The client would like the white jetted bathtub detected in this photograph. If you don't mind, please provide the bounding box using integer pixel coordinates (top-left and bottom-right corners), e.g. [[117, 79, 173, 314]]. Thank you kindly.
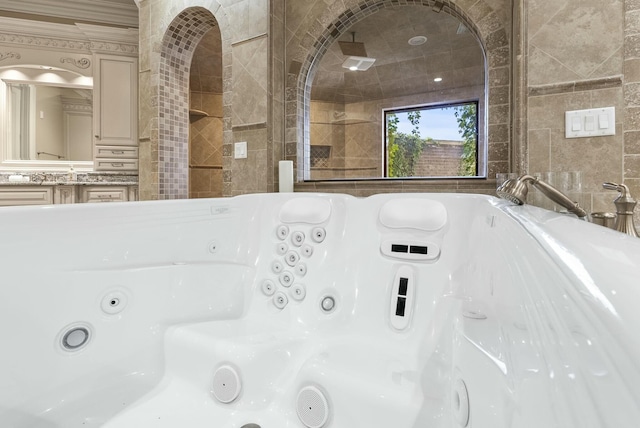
[[1, 193, 640, 428]]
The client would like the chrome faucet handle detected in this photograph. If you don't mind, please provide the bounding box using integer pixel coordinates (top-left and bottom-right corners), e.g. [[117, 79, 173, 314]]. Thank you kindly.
[[603, 182, 636, 205], [602, 181, 638, 237], [603, 182, 630, 196]]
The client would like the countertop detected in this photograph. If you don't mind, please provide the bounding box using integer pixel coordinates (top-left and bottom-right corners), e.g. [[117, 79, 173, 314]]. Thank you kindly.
[[0, 172, 138, 186]]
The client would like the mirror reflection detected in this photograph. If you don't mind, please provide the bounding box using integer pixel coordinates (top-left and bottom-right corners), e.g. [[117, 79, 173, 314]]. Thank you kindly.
[[308, 5, 485, 180], [6, 83, 93, 162]]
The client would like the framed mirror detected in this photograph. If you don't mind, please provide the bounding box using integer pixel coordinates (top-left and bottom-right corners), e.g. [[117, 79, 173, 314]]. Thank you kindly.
[[306, 5, 486, 181], [0, 66, 93, 170]]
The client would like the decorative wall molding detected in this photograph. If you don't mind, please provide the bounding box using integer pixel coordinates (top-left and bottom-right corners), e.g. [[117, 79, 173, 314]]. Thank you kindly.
[[61, 97, 93, 112], [89, 42, 138, 55], [60, 57, 91, 69], [0, 19, 139, 55], [62, 104, 93, 112], [0, 0, 138, 29], [0, 51, 20, 61], [0, 33, 91, 52], [0, 33, 139, 55]]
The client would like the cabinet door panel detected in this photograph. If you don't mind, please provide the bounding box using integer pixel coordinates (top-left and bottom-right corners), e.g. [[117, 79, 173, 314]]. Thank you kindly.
[[94, 159, 138, 171], [0, 187, 53, 206], [95, 145, 139, 159], [94, 55, 138, 147], [80, 186, 128, 203]]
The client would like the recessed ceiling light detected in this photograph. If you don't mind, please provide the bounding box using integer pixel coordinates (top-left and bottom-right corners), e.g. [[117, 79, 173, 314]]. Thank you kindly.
[[434, 77, 443, 82], [408, 36, 427, 46]]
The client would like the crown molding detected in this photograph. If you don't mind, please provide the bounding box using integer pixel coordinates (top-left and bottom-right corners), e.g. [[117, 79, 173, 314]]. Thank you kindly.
[[0, 0, 138, 29], [0, 16, 89, 42], [75, 23, 138, 46], [0, 17, 138, 54]]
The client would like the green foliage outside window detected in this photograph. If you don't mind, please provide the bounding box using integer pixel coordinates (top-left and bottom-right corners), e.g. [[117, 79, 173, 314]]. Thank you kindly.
[[386, 102, 478, 178], [453, 104, 477, 176], [387, 111, 431, 177]]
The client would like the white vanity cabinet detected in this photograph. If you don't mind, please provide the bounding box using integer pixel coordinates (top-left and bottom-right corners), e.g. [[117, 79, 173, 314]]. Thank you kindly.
[[93, 54, 139, 172], [0, 184, 138, 206], [54, 186, 77, 205], [0, 187, 53, 206], [79, 186, 129, 203]]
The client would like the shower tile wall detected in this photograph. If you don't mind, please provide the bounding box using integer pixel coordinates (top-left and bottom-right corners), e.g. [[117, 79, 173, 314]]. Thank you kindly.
[[309, 84, 483, 180], [157, 8, 218, 200], [138, 0, 270, 200], [229, 33, 270, 196], [310, 101, 346, 180], [526, 0, 625, 215], [137, 0, 639, 223], [189, 28, 223, 199], [286, 0, 511, 193]]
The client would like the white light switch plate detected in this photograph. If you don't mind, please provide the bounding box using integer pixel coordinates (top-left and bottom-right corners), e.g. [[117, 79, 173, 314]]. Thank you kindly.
[[234, 141, 247, 159], [565, 107, 615, 138]]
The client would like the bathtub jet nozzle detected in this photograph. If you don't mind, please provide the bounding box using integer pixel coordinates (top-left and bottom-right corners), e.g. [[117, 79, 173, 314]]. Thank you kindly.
[[497, 174, 588, 218]]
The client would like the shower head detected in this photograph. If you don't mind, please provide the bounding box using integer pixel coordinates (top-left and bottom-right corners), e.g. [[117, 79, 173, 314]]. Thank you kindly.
[[497, 174, 587, 218], [496, 178, 528, 205]]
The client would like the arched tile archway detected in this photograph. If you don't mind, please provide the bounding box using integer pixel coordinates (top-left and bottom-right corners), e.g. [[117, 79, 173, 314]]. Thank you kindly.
[[155, 6, 230, 199], [286, 0, 510, 182]]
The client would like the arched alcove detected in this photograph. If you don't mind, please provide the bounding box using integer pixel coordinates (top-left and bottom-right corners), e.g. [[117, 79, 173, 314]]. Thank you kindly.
[[188, 26, 224, 198], [156, 7, 227, 199], [286, 0, 510, 186], [307, 6, 486, 180]]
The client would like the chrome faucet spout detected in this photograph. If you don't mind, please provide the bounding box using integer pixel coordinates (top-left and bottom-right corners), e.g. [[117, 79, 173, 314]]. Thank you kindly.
[[497, 174, 588, 218]]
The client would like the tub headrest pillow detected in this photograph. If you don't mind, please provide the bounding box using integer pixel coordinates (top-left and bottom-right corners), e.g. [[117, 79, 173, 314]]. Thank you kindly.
[[279, 197, 332, 224], [379, 198, 447, 231]]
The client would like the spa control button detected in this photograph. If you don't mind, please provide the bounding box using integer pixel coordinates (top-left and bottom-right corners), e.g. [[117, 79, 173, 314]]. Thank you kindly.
[[276, 225, 289, 240], [291, 231, 305, 246], [311, 227, 326, 243]]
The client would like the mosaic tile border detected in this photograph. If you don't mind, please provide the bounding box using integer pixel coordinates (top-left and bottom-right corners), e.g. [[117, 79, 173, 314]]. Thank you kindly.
[[157, 7, 228, 200]]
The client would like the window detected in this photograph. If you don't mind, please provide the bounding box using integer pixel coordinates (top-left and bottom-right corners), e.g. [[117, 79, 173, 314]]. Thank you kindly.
[[384, 102, 478, 178]]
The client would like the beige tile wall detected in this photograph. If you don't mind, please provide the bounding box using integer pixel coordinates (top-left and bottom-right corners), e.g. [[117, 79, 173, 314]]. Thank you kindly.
[[189, 27, 223, 199], [189, 102, 223, 198], [137, 0, 270, 200], [136, 0, 640, 228], [309, 83, 484, 180], [285, 0, 510, 192], [527, 0, 626, 217]]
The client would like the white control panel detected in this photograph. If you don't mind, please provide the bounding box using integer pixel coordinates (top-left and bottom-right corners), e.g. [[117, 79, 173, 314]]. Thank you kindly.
[[389, 265, 414, 331], [565, 107, 615, 138]]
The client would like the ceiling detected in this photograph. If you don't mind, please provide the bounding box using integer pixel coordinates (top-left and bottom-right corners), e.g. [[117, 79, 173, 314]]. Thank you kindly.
[[0, 0, 138, 28], [311, 6, 484, 104]]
